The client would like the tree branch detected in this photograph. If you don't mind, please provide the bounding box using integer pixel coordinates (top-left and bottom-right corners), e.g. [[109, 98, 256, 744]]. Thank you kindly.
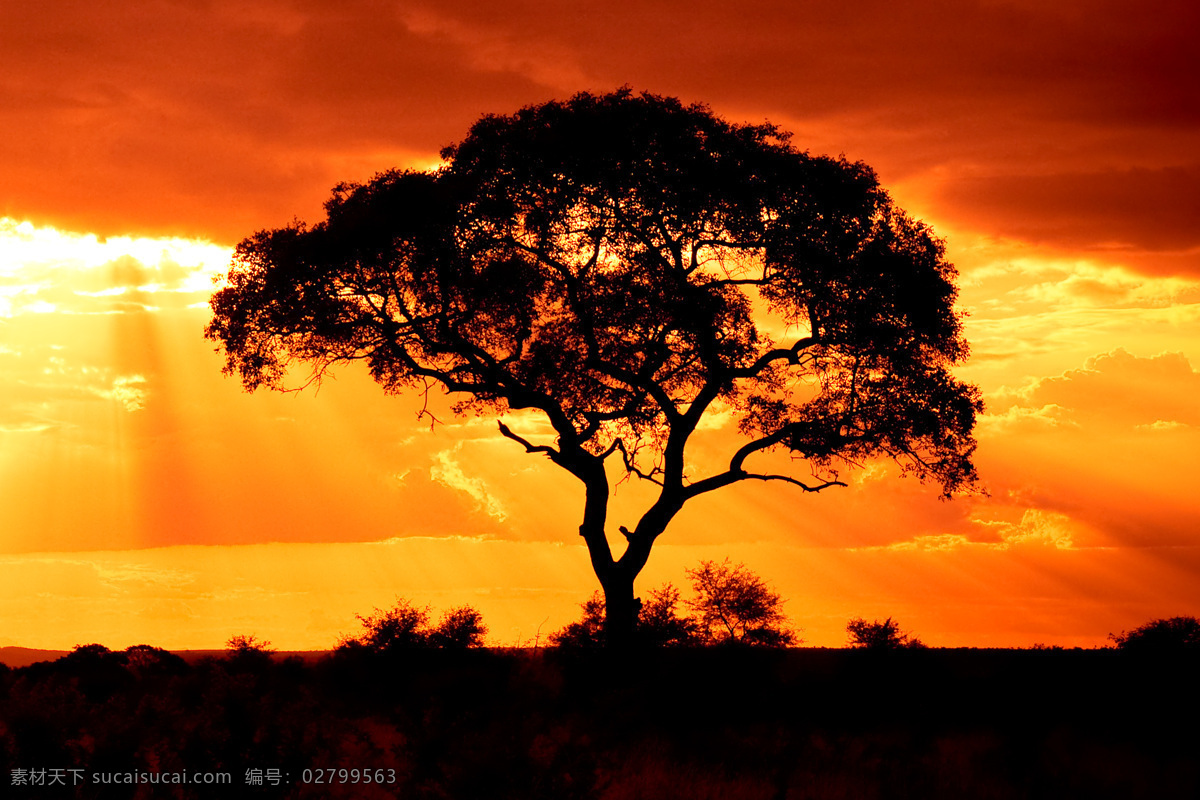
[[729, 427, 792, 473], [683, 465, 846, 500], [607, 438, 665, 486], [682, 424, 849, 500], [496, 421, 559, 458], [737, 473, 847, 492], [730, 337, 817, 378], [588, 358, 681, 425]]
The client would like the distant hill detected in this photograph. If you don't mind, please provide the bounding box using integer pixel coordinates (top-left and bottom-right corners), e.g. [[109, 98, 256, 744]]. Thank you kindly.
[[171, 649, 330, 664], [0, 646, 69, 668], [0, 646, 329, 668]]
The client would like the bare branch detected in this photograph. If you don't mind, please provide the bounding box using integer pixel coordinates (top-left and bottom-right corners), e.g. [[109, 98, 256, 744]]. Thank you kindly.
[[738, 473, 847, 492], [415, 377, 447, 430], [681, 423, 848, 500], [683, 464, 846, 500], [730, 337, 818, 378], [497, 420, 559, 458], [729, 427, 792, 473], [609, 438, 665, 486]]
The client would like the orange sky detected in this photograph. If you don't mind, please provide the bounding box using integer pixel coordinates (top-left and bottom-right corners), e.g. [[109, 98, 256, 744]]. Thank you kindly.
[[1, 0, 1198, 649]]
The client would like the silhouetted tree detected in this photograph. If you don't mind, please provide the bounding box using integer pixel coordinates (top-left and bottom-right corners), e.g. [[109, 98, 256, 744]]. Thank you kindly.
[[339, 599, 488, 653], [551, 583, 700, 648], [686, 559, 797, 647], [341, 600, 429, 654], [64, 642, 124, 663], [549, 592, 607, 649], [429, 606, 489, 649], [638, 583, 703, 647], [56, 644, 134, 700], [1109, 616, 1200, 653], [226, 633, 274, 653], [207, 89, 982, 648], [122, 644, 187, 678], [225, 634, 275, 670], [846, 617, 924, 650]]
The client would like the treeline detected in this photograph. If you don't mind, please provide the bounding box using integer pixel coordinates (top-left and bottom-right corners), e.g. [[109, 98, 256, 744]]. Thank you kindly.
[[324, 558, 1200, 653], [231, 556, 1200, 654], [3, 640, 1199, 799]]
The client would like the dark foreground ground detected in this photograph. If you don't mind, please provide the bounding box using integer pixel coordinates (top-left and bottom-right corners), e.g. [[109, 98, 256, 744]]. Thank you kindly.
[[2, 647, 1197, 799]]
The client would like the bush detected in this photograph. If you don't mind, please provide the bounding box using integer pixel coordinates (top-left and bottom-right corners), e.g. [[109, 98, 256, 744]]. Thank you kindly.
[[846, 617, 924, 650], [1109, 616, 1200, 652], [686, 559, 798, 647], [429, 606, 489, 649], [551, 562, 796, 648], [226, 634, 274, 653], [638, 583, 702, 647], [548, 592, 607, 649], [339, 598, 488, 653], [225, 634, 275, 669], [123, 644, 187, 677], [550, 584, 704, 649]]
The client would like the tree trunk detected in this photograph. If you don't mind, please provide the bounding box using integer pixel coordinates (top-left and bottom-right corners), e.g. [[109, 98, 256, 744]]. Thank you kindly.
[[600, 499, 683, 649], [569, 454, 678, 650], [602, 570, 639, 650]]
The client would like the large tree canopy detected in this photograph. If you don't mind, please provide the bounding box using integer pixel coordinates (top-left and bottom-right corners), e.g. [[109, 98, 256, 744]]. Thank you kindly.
[[207, 90, 982, 646]]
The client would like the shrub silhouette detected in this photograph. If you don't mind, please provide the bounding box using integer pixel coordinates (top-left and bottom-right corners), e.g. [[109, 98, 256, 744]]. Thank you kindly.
[[686, 559, 798, 647], [549, 592, 607, 649], [1109, 616, 1200, 652], [63, 642, 126, 664], [225, 634, 275, 670], [339, 598, 487, 653], [637, 583, 703, 647], [49, 643, 135, 700], [552, 563, 794, 648], [551, 584, 700, 648], [122, 644, 187, 678], [429, 606, 489, 649], [846, 617, 924, 650], [226, 633, 273, 653]]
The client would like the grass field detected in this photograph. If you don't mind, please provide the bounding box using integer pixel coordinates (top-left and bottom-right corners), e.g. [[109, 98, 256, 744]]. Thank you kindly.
[[2, 647, 1196, 798]]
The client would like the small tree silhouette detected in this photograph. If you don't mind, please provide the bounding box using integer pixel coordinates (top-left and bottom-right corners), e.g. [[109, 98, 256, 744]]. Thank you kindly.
[[1109, 616, 1200, 653], [225, 634, 275, 670], [638, 583, 702, 647], [550, 583, 700, 648], [344, 600, 429, 653], [226, 634, 274, 653], [123, 644, 187, 677], [846, 617, 924, 650], [551, 562, 797, 648], [686, 559, 797, 647], [66, 643, 124, 663], [549, 592, 607, 649], [339, 598, 488, 653], [429, 606, 489, 649], [223, 633, 274, 671]]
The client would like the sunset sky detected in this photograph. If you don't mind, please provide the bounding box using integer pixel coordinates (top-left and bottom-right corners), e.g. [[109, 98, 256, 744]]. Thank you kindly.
[[2, 0, 1198, 650]]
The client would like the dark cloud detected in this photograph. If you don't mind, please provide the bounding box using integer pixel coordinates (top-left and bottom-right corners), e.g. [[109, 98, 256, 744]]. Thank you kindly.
[[1, 0, 1196, 261], [938, 165, 1200, 255], [0, 0, 544, 241]]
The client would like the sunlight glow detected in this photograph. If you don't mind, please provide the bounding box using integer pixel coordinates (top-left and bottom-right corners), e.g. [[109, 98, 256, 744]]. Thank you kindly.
[[2, 203, 1199, 651], [0, 217, 230, 274], [0, 217, 231, 318]]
